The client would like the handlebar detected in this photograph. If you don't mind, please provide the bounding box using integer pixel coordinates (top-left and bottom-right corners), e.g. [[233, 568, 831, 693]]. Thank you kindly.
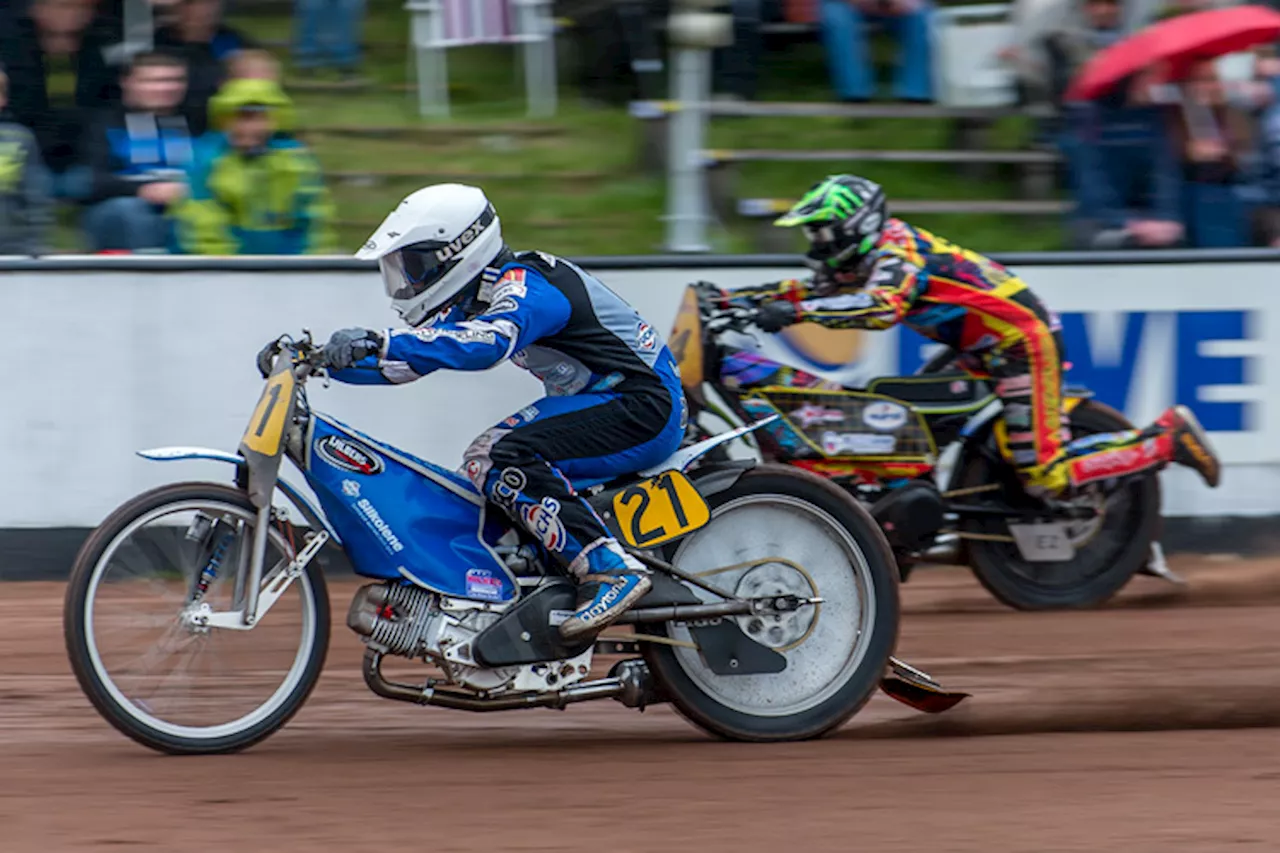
[[261, 330, 330, 379], [690, 280, 764, 334]]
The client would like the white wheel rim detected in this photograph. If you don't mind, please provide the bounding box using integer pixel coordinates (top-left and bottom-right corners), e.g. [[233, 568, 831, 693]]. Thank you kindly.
[[82, 499, 318, 742], [667, 493, 877, 717]]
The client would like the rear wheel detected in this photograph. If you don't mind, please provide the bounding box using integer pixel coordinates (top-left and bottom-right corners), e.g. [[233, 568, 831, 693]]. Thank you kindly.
[[962, 401, 1162, 610], [643, 464, 899, 741]]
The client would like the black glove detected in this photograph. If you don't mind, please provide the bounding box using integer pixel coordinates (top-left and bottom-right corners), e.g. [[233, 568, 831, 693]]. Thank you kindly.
[[754, 300, 798, 333], [256, 338, 283, 379], [323, 328, 384, 370], [692, 280, 730, 307]]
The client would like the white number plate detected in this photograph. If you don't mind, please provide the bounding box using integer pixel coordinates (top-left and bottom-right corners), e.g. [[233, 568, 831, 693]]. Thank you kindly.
[[1007, 522, 1077, 562]]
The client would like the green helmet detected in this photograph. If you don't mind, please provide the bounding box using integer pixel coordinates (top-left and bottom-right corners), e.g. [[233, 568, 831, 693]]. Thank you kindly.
[[775, 175, 888, 279]]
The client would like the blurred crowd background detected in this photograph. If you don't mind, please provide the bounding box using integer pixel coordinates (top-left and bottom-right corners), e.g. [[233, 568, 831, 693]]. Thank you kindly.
[[2, 0, 1280, 256]]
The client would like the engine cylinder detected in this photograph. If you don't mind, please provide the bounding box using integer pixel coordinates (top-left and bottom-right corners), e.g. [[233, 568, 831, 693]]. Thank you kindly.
[[346, 582, 438, 657]]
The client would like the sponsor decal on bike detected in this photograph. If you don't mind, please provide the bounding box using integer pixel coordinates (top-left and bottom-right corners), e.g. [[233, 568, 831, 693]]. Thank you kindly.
[[949, 380, 969, 394], [636, 322, 658, 352], [521, 496, 566, 552], [821, 431, 896, 455], [342, 479, 361, 498], [355, 498, 405, 554], [792, 403, 845, 428], [862, 401, 909, 431], [316, 435, 385, 475], [465, 568, 505, 601]]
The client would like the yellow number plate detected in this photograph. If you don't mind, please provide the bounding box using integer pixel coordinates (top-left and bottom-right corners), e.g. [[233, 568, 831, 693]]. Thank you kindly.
[[240, 370, 295, 457], [612, 470, 711, 549]]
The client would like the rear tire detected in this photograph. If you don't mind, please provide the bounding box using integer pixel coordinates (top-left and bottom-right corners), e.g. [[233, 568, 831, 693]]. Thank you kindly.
[[643, 464, 899, 741], [963, 401, 1162, 610]]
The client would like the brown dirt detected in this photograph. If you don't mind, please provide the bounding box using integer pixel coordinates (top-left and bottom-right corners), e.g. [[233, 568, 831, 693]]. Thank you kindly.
[[4, 556, 1280, 852]]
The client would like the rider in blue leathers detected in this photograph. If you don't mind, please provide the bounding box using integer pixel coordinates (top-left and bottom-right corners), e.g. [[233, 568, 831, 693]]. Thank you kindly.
[[274, 184, 685, 640]]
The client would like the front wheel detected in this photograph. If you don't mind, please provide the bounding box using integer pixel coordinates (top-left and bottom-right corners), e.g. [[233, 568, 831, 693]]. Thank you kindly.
[[643, 464, 900, 742], [64, 482, 331, 754]]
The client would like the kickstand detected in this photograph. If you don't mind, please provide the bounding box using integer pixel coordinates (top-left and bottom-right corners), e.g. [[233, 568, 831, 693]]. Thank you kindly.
[[1137, 541, 1185, 585]]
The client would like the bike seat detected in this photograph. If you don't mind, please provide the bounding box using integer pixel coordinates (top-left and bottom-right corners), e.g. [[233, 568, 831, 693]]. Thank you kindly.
[[866, 373, 992, 406]]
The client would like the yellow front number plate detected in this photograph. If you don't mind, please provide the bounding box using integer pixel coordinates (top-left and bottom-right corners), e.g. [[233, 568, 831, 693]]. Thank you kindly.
[[240, 370, 296, 457], [612, 470, 711, 549]]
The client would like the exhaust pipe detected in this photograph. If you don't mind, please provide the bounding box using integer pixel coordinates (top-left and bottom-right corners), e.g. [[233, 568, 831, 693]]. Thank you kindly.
[[362, 648, 656, 711]]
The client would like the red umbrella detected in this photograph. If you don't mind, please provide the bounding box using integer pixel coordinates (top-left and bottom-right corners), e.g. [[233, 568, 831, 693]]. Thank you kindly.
[[1064, 4, 1280, 101]]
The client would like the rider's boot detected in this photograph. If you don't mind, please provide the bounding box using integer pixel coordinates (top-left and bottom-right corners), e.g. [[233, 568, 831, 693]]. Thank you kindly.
[[1156, 404, 1221, 488], [559, 540, 652, 641]]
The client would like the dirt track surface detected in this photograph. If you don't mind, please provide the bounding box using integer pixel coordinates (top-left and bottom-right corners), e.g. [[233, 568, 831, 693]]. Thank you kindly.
[[5, 557, 1280, 852]]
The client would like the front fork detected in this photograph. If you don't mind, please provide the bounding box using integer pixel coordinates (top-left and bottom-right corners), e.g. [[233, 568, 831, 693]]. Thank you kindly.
[[183, 504, 328, 632]]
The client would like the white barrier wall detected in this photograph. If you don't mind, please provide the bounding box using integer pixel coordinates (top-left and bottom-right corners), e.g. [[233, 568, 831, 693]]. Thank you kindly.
[[0, 258, 1275, 527]]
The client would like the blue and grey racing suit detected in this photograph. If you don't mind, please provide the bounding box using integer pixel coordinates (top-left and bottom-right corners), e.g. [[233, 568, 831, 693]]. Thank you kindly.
[[329, 251, 687, 578]]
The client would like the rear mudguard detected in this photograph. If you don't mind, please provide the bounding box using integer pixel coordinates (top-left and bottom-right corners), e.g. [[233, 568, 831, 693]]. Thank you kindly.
[[136, 446, 341, 546]]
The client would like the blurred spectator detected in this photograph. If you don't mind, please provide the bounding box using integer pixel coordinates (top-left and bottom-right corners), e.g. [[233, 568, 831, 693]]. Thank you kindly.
[[712, 0, 773, 102], [292, 0, 367, 79], [226, 47, 282, 82], [80, 50, 193, 252], [175, 78, 336, 255], [0, 68, 53, 256], [156, 0, 254, 136], [1003, 0, 1073, 105], [1248, 49, 1280, 245], [1168, 58, 1256, 247], [561, 0, 665, 105], [1060, 74, 1185, 249], [0, 0, 107, 193], [819, 0, 934, 103], [1041, 0, 1124, 107]]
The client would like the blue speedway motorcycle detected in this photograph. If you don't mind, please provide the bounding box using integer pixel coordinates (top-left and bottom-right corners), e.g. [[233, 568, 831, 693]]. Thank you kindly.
[[63, 332, 965, 755]]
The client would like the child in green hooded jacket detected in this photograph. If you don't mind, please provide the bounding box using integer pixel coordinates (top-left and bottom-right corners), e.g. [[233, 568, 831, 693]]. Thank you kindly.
[[176, 77, 337, 255]]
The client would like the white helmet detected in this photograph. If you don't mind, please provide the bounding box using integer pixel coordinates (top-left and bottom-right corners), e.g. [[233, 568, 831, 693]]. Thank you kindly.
[[355, 184, 505, 327]]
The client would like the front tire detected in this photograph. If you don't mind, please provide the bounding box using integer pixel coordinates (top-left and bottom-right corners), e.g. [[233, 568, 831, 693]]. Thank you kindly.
[[64, 482, 331, 755], [643, 464, 900, 741]]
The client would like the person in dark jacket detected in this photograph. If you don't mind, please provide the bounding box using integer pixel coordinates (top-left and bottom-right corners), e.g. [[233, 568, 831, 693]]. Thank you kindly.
[[0, 68, 53, 256], [155, 0, 253, 136], [1060, 73, 1185, 249], [0, 0, 105, 194], [80, 50, 193, 252]]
